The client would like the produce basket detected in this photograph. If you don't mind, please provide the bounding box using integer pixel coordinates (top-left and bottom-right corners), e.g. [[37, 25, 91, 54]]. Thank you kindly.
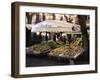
[[32, 43, 51, 55], [31, 40, 66, 55], [48, 46, 84, 61]]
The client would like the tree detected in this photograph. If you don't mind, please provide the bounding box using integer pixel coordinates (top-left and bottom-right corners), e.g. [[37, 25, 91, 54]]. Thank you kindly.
[[35, 13, 41, 23], [76, 15, 89, 63], [26, 12, 34, 24], [78, 15, 89, 50], [42, 13, 46, 21], [26, 12, 34, 47], [52, 13, 56, 20]]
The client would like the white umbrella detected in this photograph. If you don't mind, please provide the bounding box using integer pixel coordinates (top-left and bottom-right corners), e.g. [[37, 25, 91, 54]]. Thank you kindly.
[[31, 20, 81, 32]]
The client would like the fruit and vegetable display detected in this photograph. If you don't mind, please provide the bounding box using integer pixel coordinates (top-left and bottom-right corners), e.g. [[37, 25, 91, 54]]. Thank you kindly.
[[48, 46, 84, 59], [70, 46, 84, 59], [48, 46, 70, 56], [32, 37, 84, 59], [32, 40, 65, 54], [32, 43, 51, 54]]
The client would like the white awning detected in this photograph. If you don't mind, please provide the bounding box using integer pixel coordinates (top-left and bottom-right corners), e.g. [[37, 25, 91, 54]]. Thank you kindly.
[[30, 20, 81, 32]]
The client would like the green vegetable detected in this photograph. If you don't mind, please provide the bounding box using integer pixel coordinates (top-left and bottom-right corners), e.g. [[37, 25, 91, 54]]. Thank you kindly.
[[47, 40, 57, 49]]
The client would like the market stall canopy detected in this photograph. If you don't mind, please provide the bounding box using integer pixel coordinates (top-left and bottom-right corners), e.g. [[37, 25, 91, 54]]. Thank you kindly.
[[31, 20, 81, 32]]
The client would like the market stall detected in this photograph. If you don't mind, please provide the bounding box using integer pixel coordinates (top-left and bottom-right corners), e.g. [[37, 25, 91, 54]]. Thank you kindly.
[[26, 20, 84, 65]]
